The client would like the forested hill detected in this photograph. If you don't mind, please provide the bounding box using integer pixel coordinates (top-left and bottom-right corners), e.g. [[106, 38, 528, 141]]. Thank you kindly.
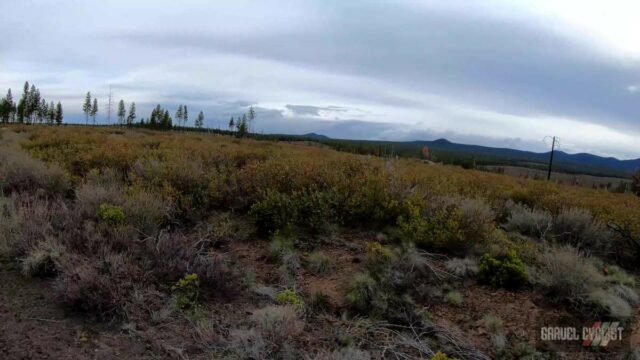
[[260, 134, 640, 178]]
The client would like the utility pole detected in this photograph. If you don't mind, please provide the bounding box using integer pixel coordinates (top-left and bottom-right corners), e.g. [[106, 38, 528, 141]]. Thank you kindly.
[[547, 136, 556, 181], [107, 85, 113, 124]]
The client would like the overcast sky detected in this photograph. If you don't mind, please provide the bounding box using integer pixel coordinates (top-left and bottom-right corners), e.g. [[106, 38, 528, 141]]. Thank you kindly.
[[1, 1, 640, 158]]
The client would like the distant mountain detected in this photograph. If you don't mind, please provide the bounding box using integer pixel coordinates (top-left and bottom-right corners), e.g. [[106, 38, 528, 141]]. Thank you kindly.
[[257, 132, 639, 178], [303, 132, 331, 140], [407, 139, 640, 177]]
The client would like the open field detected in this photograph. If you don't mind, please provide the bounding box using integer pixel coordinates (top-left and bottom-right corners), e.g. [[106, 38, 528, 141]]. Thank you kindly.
[[1, 125, 640, 359], [480, 165, 631, 191]]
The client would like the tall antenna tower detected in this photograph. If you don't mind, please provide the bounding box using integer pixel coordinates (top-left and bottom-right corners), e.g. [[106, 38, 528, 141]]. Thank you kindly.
[[106, 85, 113, 124]]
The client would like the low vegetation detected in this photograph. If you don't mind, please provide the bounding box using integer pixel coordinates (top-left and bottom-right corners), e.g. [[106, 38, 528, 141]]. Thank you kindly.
[[1, 125, 639, 358]]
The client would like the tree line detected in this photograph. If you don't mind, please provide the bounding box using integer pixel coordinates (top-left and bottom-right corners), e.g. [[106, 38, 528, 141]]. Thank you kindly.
[[0, 82, 63, 125], [1, 81, 258, 136], [227, 106, 256, 137]]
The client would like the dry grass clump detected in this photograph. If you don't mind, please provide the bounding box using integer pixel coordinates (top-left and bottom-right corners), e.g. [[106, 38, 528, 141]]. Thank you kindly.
[[503, 202, 553, 240], [317, 347, 372, 360], [483, 314, 506, 353], [20, 237, 65, 277], [445, 257, 478, 278], [227, 305, 304, 358], [0, 193, 56, 259], [534, 245, 637, 319], [306, 250, 332, 276], [553, 207, 612, 254], [534, 246, 605, 302]]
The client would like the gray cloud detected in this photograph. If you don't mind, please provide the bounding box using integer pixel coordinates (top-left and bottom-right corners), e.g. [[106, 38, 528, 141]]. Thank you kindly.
[[1, 1, 640, 158]]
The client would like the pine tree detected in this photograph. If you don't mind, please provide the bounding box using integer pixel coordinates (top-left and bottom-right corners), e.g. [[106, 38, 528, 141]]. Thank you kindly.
[[83, 92, 92, 125], [0, 89, 12, 123], [196, 111, 204, 128], [48, 101, 55, 124], [3, 89, 15, 123], [28, 85, 40, 124], [55, 102, 63, 125], [17, 82, 28, 124], [117, 99, 126, 125], [149, 105, 161, 128], [0, 96, 6, 124], [127, 102, 136, 126], [176, 105, 183, 127], [236, 114, 248, 137], [183, 105, 188, 127], [91, 98, 98, 124], [228, 117, 235, 131], [162, 110, 172, 129], [39, 98, 47, 124]]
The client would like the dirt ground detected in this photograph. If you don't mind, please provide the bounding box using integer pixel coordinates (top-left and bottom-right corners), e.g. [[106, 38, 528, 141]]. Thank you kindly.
[[0, 262, 149, 359]]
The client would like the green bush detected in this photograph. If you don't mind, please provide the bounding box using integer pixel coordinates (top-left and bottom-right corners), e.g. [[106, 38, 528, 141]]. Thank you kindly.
[[249, 190, 336, 234], [171, 273, 200, 310], [250, 190, 297, 234], [478, 250, 528, 289], [445, 290, 463, 306], [431, 351, 456, 360], [97, 203, 125, 225], [399, 197, 494, 255], [275, 289, 305, 311]]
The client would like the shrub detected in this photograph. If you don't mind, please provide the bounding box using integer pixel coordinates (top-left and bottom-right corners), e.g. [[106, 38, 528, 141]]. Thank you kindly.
[[75, 182, 123, 218], [445, 290, 463, 306], [504, 203, 553, 240], [534, 246, 605, 305], [98, 203, 125, 225], [399, 197, 494, 254], [588, 288, 633, 319], [553, 207, 611, 255], [123, 188, 167, 236], [250, 190, 297, 234], [364, 241, 394, 274], [484, 314, 506, 352], [275, 289, 305, 311], [227, 328, 268, 359], [345, 273, 377, 312], [0, 147, 70, 196], [306, 251, 332, 276], [268, 233, 296, 261], [171, 273, 200, 310], [54, 256, 131, 317], [20, 238, 64, 277], [309, 291, 332, 313], [199, 212, 254, 246], [445, 257, 478, 278], [431, 351, 456, 360], [250, 305, 304, 347], [606, 265, 636, 287], [0, 193, 55, 259], [456, 197, 495, 243], [612, 285, 639, 305], [478, 250, 528, 289]]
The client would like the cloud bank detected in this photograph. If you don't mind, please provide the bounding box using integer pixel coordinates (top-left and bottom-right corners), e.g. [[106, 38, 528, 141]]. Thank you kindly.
[[1, 0, 639, 158]]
